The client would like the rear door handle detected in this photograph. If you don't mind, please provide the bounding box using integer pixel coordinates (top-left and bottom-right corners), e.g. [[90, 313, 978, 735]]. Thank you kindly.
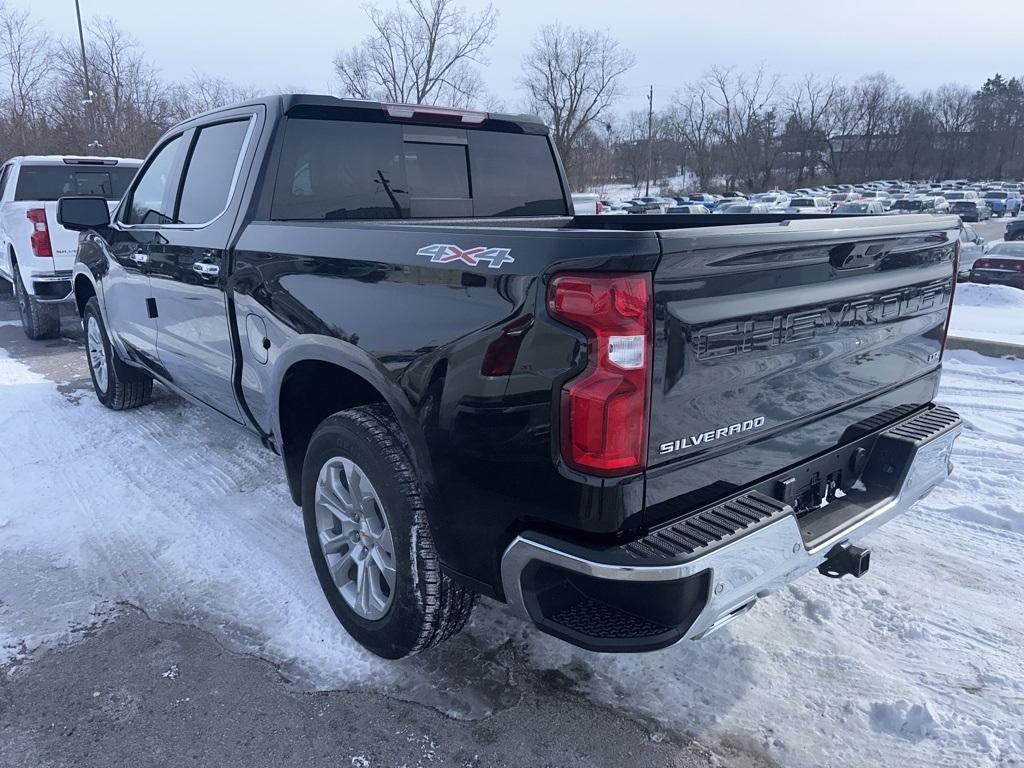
[[193, 262, 220, 277], [130, 252, 148, 264]]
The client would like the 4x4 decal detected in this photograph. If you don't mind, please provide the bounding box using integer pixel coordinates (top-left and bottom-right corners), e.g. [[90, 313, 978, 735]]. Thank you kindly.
[[417, 243, 514, 269]]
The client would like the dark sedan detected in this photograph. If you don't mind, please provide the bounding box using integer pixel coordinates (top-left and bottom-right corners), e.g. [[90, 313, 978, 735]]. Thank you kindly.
[[969, 242, 1024, 288]]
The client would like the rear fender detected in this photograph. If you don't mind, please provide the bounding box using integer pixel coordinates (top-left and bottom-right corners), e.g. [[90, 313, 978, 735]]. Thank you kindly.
[[269, 336, 438, 499]]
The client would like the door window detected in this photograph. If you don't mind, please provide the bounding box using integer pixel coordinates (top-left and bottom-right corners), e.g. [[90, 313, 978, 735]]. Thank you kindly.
[[124, 135, 184, 225], [176, 119, 251, 225], [0, 164, 11, 199]]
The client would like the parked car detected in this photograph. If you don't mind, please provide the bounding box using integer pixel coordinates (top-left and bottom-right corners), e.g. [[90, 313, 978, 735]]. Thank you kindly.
[[941, 190, 979, 202], [719, 191, 747, 200], [781, 197, 832, 214], [571, 193, 601, 215], [948, 200, 992, 222], [969, 242, 1024, 288], [890, 198, 939, 214], [712, 202, 772, 214], [833, 201, 884, 215], [628, 198, 664, 214], [686, 193, 719, 210], [635, 196, 673, 213], [599, 200, 634, 215], [829, 192, 861, 208], [957, 224, 986, 280], [666, 204, 711, 214], [1004, 217, 1024, 241], [58, 95, 962, 658], [982, 190, 1021, 217], [0, 155, 141, 338]]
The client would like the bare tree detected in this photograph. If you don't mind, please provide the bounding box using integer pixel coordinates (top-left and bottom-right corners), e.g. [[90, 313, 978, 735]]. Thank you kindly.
[[705, 65, 782, 189], [47, 17, 174, 156], [784, 74, 839, 184], [933, 83, 974, 178], [0, 3, 52, 154], [334, 0, 497, 108], [669, 83, 718, 190], [520, 23, 635, 186], [168, 72, 258, 121]]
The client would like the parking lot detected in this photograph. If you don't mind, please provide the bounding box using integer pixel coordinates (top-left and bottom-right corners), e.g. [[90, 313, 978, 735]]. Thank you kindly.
[[2, 221, 1022, 768]]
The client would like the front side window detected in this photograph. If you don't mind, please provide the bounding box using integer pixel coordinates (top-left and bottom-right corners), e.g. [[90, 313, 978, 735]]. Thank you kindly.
[[124, 135, 184, 225], [270, 117, 567, 220], [177, 119, 251, 224]]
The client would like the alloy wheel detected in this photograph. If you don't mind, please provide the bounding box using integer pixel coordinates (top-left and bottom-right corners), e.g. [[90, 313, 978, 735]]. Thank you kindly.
[[87, 316, 108, 393], [314, 456, 396, 620]]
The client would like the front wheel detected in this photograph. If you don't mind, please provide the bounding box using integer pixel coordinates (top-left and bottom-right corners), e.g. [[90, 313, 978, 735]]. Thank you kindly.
[[302, 405, 474, 659], [83, 297, 153, 409]]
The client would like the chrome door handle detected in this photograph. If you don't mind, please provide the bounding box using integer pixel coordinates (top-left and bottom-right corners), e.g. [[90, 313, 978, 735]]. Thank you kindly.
[[130, 252, 149, 264], [193, 262, 220, 277]]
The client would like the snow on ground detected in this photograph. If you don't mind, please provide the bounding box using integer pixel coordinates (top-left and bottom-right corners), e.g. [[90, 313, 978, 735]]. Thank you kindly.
[[949, 282, 1024, 346], [2, 332, 1023, 766]]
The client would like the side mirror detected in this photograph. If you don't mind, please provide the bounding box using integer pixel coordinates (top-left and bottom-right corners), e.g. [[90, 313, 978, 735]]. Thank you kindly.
[[57, 196, 110, 231]]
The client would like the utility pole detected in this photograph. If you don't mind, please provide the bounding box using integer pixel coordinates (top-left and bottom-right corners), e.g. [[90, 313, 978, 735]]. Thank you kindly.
[[74, 0, 102, 151], [644, 85, 654, 196]]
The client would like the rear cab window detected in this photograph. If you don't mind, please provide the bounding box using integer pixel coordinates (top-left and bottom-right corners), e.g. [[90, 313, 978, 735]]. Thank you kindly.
[[15, 164, 137, 201], [270, 117, 568, 220]]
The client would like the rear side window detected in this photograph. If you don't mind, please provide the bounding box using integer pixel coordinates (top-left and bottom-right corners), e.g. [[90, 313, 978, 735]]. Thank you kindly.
[[177, 120, 251, 224], [270, 118, 567, 220], [15, 165, 137, 201]]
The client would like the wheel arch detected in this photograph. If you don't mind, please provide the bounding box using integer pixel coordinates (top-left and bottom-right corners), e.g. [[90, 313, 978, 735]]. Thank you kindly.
[[73, 273, 97, 318], [271, 337, 437, 507]]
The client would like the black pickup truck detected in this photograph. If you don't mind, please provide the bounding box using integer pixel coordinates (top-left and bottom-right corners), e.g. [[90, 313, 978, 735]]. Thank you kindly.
[[58, 95, 963, 659]]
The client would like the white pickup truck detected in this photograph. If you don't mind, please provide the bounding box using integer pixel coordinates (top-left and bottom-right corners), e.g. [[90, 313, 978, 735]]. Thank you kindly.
[[0, 155, 140, 338]]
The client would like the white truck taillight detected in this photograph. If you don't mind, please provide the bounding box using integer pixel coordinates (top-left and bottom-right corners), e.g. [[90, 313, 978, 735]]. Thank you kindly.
[[26, 208, 53, 258], [548, 273, 652, 476]]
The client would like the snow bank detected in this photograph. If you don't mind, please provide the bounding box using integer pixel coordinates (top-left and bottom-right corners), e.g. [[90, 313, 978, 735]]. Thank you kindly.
[[948, 283, 1024, 346], [2, 337, 1023, 767]]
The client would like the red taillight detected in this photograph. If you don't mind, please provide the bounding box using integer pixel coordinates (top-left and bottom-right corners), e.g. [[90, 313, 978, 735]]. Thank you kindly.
[[26, 208, 52, 257], [595, 201, 604, 215], [974, 259, 990, 269], [548, 273, 652, 476]]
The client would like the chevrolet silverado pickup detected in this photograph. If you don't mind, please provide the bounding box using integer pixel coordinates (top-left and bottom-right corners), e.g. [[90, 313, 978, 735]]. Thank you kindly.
[[58, 95, 962, 659], [0, 155, 141, 338]]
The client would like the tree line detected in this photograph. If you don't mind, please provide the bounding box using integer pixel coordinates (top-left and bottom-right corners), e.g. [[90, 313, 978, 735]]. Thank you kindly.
[[1, 0, 1021, 194]]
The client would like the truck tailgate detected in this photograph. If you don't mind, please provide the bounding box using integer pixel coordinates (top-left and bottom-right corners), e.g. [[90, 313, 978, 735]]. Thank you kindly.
[[645, 215, 959, 522]]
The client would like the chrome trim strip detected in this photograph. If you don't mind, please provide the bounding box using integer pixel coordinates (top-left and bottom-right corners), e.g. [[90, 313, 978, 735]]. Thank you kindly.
[[500, 424, 961, 643]]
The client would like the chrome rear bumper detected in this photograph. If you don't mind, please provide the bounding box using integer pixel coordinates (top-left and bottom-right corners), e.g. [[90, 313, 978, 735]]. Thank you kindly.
[[500, 406, 962, 652]]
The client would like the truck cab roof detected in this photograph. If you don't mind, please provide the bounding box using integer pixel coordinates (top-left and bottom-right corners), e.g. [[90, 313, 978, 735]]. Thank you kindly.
[[168, 93, 551, 136]]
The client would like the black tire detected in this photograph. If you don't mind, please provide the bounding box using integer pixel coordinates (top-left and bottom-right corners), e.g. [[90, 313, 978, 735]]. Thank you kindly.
[[83, 297, 153, 410], [302, 404, 474, 659], [13, 265, 60, 340], [1014, 231, 1024, 242]]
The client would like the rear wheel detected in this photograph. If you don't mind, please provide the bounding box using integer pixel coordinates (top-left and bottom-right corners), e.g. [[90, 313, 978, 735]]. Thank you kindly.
[[302, 405, 474, 658], [13, 265, 60, 340], [83, 297, 153, 410]]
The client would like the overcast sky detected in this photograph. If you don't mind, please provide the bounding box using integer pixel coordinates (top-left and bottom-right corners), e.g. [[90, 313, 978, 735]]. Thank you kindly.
[[22, 1, 1024, 114]]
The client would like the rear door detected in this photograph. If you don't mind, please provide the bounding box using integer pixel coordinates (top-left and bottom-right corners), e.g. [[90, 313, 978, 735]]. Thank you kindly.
[[644, 216, 958, 521], [147, 110, 259, 421]]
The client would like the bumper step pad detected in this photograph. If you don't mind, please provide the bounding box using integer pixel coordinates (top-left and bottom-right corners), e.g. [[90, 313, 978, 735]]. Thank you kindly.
[[625, 491, 791, 561]]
